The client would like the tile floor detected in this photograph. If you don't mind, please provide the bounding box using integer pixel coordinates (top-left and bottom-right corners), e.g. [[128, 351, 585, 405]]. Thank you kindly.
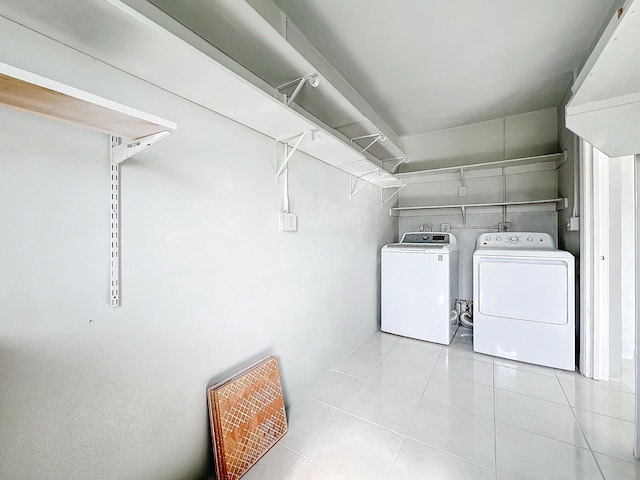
[[246, 328, 639, 480]]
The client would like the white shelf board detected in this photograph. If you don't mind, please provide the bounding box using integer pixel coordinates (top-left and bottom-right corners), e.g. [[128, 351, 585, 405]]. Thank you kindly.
[[369, 171, 405, 189], [294, 130, 364, 166], [0, 61, 176, 139], [396, 153, 565, 179], [390, 198, 567, 216], [145, 0, 407, 161], [566, 1, 640, 157], [0, 1, 403, 193]]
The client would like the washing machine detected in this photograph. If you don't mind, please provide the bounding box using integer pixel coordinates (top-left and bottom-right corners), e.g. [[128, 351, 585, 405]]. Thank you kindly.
[[473, 232, 575, 370], [381, 232, 459, 345]]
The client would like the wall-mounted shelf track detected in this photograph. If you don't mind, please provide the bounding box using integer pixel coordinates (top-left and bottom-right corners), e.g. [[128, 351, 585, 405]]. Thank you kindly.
[[0, 61, 177, 308]]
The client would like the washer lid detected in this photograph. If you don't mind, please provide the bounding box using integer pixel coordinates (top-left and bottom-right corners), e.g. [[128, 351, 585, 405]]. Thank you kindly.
[[383, 243, 452, 253]]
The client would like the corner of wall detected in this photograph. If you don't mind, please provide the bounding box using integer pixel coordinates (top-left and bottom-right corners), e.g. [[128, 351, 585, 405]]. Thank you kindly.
[[557, 88, 581, 258]]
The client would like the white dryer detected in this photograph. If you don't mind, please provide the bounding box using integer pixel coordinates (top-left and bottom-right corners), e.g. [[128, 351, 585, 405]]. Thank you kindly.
[[382, 232, 459, 345], [473, 232, 575, 370]]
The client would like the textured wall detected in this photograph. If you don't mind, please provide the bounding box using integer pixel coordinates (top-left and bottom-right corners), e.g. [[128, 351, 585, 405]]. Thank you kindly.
[[0, 18, 396, 480]]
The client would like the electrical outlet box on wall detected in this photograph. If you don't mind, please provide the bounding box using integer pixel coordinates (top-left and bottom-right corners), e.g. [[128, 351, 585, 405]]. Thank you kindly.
[[567, 217, 580, 231], [279, 212, 297, 231], [458, 186, 468, 197]]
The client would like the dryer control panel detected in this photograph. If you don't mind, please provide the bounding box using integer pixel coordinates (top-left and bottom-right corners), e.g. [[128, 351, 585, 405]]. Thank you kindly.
[[401, 232, 453, 244], [476, 232, 555, 249]]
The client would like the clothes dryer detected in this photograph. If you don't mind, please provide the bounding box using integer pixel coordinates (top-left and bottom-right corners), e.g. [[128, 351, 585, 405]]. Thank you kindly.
[[473, 232, 575, 370]]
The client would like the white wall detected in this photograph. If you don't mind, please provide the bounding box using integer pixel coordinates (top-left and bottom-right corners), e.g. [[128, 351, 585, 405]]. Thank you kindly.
[[0, 19, 396, 480], [400, 108, 559, 171], [396, 109, 560, 299], [607, 156, 636, 384], [557, 90, 581, 257]]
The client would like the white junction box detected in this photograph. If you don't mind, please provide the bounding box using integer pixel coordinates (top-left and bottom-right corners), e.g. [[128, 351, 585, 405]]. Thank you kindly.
[[567, 217, 579, 231], [279, 212, 297, 231]]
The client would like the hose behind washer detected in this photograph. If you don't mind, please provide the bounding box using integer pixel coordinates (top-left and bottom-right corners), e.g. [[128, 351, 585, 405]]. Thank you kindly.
[[460, 311, 473, 329]]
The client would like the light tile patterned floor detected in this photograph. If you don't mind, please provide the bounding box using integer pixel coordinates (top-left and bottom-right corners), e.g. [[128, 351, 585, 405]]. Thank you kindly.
[[245, 328, 639, 480]]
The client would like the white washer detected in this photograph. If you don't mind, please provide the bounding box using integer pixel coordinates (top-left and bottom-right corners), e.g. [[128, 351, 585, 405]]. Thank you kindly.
[[382, 232, 459, 345], [473, 232, 575, 370]]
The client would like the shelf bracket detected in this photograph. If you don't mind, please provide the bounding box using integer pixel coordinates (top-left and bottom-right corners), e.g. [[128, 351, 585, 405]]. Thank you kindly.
[[350, 133, 386, 154], [108, 131, 171, 308], [350, 170, 379, 199], [381, 184, 406, 206], [110, 131, 171, 166], [275, 130, 319, 180], [460, 168, 466, 186], [275, 74, 320, 107], [461, 206, 467, 227], [381, 157, 409, 173]]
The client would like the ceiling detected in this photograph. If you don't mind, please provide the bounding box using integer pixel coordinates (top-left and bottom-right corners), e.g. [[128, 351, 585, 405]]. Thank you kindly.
[[273, 0, 618, 136]]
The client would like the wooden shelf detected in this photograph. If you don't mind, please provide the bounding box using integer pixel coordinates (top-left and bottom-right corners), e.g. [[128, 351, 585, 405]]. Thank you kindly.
[[0, 62, 176, 139], [390, 198, 567, 216], [0, 60, 176, 308]]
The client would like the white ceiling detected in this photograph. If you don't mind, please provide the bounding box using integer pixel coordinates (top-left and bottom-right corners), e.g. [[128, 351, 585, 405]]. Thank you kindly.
[[273, 0, 618, 136]]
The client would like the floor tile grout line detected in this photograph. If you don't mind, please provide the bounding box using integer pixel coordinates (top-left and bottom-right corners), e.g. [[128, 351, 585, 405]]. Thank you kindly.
[[494, 363, 562, 380], [384, 436, 407, 480], [556, 375, 635, 394], [493, 420, 594, 450], [570, 405, 635, 424], [418, 347, 444, 398], [306, 394, 409, 438], [268, 445, 300, 480], [344, 331, 399, 364], [493, 363, 557, 378], [405, 433, 498, 473], [276, 449, 349, 480], [492, 385, 570, 407], [556, 369, 607, 479]]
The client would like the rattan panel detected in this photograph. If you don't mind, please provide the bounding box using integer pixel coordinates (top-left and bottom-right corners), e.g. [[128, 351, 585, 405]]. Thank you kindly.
[[207, 356, 287, 480]]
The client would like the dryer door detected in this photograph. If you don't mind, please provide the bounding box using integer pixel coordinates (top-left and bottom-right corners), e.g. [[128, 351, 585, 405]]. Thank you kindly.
[[477, 257, 570, 324]]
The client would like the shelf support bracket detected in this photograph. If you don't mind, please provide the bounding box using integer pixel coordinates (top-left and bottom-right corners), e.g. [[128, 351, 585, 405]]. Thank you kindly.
[[275, 130, 319, 180], [350, 133, 386, 154], [275, 74, 320, 106], [461, 206, 467, 227], [381, 184, 406, 206], [460, 168, 466, 186], [381, 157, 409, 173], [350, 170, 379, 199], [108, 131, 171, 308], [110, 131, 171, 166]]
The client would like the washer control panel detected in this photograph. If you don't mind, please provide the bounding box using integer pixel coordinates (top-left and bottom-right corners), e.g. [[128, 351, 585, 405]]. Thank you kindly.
[[476, 232, 555, 249], [401, 232, 452, 244]]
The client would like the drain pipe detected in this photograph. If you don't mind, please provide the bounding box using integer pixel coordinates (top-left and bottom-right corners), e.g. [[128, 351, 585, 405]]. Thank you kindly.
[[460, 311, 473, 328]]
